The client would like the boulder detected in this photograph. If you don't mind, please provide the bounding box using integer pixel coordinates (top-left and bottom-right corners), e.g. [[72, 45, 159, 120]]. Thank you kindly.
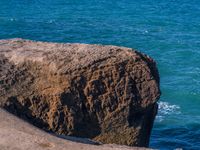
[[0, 39, 160, 147]]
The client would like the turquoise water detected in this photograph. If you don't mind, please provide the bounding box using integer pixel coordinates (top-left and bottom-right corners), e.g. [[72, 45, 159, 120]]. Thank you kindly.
[[0, 0, 200, 149]]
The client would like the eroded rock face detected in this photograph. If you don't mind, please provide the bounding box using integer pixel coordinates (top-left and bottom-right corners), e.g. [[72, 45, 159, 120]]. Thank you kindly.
[[0, 39, 160, 147]]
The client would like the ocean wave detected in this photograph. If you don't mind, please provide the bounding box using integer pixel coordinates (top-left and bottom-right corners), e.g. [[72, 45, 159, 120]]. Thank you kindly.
[[156, 101, 181, 122]]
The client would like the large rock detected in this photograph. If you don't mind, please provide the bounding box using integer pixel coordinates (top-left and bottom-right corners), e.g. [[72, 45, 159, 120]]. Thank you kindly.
[[0, 39, 160, 147]]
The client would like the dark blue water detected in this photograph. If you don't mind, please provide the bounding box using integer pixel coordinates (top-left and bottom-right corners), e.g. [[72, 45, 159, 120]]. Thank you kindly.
[[1, 0, 200, 149]]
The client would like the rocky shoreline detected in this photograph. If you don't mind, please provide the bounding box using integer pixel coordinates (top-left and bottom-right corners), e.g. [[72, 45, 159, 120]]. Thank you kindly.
[[0, 39, 160, 148]]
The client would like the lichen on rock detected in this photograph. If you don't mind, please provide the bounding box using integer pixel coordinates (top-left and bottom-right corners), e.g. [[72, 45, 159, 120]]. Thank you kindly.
[[0, 38, 160, 147]]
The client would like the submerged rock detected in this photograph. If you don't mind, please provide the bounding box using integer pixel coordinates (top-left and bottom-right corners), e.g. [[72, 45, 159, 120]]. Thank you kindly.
[[0, 39, 160, 147]]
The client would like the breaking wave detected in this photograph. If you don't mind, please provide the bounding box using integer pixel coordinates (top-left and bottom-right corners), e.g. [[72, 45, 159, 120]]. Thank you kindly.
[[156, 101, 181, 122]]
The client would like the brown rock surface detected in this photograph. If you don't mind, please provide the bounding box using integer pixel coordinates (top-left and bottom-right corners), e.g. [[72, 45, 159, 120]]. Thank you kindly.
[[0, 38, 160, 147]]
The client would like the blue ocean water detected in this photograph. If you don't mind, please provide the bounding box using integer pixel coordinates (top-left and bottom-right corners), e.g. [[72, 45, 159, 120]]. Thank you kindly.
[[0, 0, 200, 149]]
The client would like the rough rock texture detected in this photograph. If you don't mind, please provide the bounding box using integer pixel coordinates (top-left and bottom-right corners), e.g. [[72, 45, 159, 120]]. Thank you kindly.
[[0, 108, 151, 150], [0, 39, 160, 147]]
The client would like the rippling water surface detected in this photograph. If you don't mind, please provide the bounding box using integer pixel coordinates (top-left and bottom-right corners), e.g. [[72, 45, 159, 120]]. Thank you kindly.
[[0, 0, 200, 149]]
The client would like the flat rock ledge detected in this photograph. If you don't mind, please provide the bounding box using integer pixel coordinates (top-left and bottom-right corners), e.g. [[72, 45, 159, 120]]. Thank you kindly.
[[0, 108, 150, 150], [0, 39, 160, 147]]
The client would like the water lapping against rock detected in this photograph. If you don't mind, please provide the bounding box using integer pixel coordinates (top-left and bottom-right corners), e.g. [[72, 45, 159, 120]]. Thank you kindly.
[[151, 100, 200, 149], [156, 101, 181, 122]]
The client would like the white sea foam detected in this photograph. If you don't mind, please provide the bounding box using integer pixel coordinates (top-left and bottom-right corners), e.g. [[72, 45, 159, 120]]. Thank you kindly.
[[156, 101, 181, 122], [158, 101, 181, 115]]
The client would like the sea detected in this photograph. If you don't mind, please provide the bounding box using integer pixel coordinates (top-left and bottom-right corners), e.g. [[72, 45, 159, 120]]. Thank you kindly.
[[0, 0, 200, 149]]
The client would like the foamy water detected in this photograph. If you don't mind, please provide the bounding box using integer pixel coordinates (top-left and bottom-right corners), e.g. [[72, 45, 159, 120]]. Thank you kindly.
[[156, 101, 181, 122]]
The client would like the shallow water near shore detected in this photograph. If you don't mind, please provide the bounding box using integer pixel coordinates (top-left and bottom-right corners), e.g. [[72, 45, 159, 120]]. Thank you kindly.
[[0, 0, 200, 149]]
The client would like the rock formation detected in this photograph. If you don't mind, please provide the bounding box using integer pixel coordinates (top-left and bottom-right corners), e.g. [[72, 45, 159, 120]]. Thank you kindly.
[[0, 39, 160, 147], [0, 108, 150, 150]]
